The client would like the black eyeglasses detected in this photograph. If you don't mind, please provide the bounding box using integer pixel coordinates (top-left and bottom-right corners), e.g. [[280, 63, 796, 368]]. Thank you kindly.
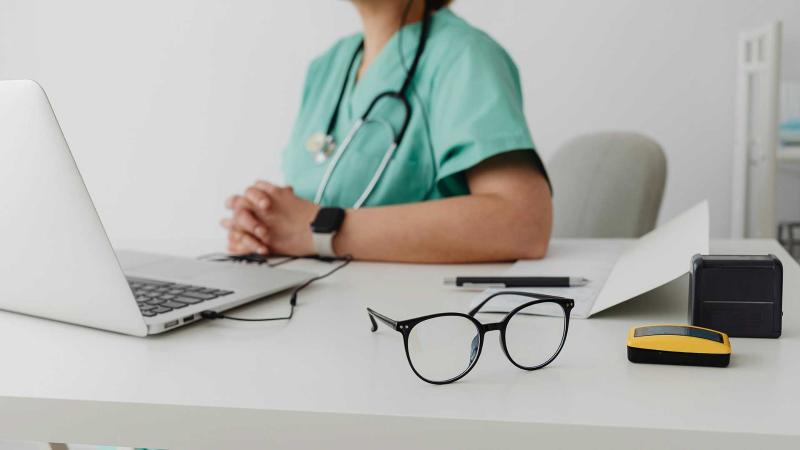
[[367, 291, 574, 385]]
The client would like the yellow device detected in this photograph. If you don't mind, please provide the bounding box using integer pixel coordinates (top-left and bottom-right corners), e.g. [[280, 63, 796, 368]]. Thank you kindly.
[[627, 325, 731, 367]]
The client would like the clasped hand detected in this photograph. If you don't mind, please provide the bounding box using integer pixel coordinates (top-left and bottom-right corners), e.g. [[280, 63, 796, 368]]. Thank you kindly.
[[221, 181, 320, 256]]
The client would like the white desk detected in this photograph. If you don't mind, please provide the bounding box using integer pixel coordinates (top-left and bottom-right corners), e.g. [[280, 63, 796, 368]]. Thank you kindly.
[[0, 239, 798, 449]]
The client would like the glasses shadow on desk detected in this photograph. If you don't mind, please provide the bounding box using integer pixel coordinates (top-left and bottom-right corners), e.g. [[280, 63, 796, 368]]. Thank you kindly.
[[367, 291, 574, 385]]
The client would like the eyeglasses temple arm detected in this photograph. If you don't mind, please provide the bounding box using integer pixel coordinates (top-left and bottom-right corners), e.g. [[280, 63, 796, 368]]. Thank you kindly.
[[367, 307, 399, 332], [468, 291, 567, 316]]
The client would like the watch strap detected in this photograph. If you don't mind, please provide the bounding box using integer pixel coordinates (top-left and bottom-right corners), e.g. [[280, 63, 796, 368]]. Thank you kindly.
[[312, 231, 337, 258], [310, 207, 345, 258]]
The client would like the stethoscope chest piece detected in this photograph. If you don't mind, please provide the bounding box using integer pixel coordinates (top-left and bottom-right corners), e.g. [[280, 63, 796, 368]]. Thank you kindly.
[[306, 132, 336, 164]]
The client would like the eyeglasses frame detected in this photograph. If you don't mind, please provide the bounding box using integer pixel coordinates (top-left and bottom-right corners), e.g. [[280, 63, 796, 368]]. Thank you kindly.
[[367, 291, 575, 385]]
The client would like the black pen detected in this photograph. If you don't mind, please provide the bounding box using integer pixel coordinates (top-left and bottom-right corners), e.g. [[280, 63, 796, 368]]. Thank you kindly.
[[444, 276, 589, 288]]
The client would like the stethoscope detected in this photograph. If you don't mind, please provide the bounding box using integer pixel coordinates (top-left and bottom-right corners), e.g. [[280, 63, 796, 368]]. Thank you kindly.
[[306, 2, 432, 209]]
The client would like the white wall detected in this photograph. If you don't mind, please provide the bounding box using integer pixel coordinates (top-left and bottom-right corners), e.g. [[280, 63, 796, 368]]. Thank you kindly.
[[1, 0, 799, 244]]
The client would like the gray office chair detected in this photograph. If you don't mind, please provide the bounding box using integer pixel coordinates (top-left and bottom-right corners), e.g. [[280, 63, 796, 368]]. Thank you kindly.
[[548, 131, 667, 238]]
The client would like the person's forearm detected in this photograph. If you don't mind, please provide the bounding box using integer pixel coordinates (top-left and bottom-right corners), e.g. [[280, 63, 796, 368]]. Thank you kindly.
[[333, 193, 552, 263]]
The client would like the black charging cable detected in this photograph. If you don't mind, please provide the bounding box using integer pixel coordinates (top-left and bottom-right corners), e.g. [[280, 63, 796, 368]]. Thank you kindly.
[[199, 255, 353, 323]]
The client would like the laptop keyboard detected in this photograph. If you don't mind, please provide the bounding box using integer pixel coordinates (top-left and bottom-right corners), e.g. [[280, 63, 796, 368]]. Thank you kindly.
[[127, 277, 234, 317]]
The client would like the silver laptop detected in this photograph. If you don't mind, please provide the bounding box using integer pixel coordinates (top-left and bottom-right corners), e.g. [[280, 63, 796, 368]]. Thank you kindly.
[[0, 80, 312, 336]]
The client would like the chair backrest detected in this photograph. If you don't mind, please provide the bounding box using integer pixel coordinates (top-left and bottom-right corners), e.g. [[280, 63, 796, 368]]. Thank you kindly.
[[548, 131, 667, 238]]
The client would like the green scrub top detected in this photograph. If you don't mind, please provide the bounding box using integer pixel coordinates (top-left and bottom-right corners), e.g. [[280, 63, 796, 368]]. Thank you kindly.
[[282, 8, 546, 208]]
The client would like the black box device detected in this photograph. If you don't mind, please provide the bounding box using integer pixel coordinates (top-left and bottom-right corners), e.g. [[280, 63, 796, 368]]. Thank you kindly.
[[689, 254, 782, 338]]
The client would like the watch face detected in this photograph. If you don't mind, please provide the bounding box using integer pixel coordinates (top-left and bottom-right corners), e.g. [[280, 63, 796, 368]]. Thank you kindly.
[[311, 207, 345, 233]]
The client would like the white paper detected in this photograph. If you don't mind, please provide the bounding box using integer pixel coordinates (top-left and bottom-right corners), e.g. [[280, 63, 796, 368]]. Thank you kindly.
[[476, 240, 627, 318], [588, 200, 709, 316], [472, 201, 709, 319]]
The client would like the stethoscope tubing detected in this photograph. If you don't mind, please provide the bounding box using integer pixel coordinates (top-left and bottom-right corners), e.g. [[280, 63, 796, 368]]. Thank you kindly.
[[353, 128, 398, 209], [314, 118, 365, 205], [313, 1, 431, 208]]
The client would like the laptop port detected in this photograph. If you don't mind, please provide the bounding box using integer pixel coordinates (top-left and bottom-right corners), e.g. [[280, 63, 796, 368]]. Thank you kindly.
[[164, 320, 179, 329], [183, 314, 195, 323]]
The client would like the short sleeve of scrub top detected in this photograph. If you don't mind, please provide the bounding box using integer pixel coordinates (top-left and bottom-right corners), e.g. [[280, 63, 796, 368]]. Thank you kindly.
[[281, 8, 548, 208]]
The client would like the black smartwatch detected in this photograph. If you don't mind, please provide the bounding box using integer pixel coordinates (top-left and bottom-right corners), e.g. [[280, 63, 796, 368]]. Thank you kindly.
[[310, 207, 346, 257]]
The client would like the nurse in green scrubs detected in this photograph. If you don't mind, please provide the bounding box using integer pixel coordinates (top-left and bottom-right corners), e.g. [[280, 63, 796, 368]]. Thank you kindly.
[[222, 0, 553, 263]]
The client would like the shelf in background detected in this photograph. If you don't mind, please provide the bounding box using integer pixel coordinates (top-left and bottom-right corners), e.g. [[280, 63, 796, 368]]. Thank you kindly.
[[778, 145, 800, 173]]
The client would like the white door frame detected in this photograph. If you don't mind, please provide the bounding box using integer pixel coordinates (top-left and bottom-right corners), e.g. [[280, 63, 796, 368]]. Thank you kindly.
[[732, 22, 782, 238]]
